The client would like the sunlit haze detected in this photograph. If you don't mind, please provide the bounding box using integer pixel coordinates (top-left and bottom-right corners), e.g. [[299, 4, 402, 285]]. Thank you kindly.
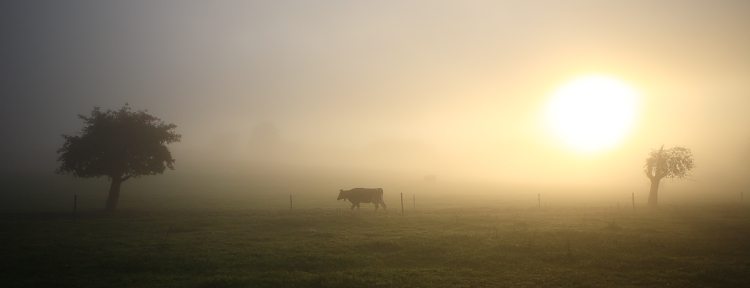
[[2, 0, 750, 203]]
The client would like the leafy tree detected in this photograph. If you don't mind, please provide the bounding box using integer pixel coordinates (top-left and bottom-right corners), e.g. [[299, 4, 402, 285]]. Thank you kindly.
[[56, 105, 181, 211], [643, 145, 695, 206]]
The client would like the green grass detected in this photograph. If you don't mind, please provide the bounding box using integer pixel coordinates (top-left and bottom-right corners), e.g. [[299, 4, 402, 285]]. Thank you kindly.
[[2, 203, 750, 287], [2, 169, 748, 286]]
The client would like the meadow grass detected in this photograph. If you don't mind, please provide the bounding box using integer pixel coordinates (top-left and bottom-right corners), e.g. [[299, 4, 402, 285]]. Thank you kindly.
[[2, 170, 749, 287], [2, 201, 750, 287]]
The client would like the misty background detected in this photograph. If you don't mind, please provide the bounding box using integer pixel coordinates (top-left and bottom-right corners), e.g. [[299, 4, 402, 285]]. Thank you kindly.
[[2, 0, 750, 208]]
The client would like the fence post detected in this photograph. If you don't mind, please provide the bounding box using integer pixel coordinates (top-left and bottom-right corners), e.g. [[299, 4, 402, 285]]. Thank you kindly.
[[289, 195, 292, 210], [413, 194, 416, 211], [401, 193, 404, 216]]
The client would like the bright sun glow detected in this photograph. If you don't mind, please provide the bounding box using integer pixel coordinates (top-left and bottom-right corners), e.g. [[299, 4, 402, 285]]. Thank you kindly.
[[546, 75, 639, 153]]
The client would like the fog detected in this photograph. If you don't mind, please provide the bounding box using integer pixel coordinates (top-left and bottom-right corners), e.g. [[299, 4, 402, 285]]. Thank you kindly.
[[2, 1, 750, 204]]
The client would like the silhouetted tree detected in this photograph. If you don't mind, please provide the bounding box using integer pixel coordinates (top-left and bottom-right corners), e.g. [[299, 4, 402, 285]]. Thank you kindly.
[[56, 105, 181, 211], [644, 145, 695, 206]]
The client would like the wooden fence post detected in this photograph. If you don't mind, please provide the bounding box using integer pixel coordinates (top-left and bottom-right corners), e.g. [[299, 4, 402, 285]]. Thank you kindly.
[[401, 193, 404, 216]]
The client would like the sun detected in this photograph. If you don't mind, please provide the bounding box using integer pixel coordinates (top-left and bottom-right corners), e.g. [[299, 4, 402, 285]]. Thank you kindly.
[[545, 75, 639, 153]]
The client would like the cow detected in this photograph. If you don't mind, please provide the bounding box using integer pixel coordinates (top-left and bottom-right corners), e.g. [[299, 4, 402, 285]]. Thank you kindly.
[[337, 188, 387, 212]]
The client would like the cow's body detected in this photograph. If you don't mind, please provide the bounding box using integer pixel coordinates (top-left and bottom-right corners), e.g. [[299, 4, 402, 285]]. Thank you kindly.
[[337, 188, 386, 211]]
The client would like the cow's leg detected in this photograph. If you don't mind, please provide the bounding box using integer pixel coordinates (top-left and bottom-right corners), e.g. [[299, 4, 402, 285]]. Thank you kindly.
[[357, 203, 361, 211], [350, 203, 357, 210], [379, 199, 387, 211]]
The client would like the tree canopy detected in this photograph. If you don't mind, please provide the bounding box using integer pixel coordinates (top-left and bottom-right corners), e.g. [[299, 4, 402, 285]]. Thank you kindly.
[[56, 105, 180, 210], [644, 145, 695, 181]]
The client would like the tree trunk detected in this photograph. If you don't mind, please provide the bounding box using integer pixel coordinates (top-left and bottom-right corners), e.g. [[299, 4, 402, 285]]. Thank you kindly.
[[647, 178, 661, 207], [104, 177, 124, 211]]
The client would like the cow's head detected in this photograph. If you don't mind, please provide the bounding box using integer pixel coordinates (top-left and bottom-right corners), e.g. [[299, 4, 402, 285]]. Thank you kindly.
[[337, 189, 346, 201]]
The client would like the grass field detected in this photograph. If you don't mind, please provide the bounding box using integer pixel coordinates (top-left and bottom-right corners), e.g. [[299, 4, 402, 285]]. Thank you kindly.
[[2, 171, 750, 287]]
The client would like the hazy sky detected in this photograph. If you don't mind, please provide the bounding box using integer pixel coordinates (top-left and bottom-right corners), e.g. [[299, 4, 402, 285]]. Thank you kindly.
[[2, 1, 750, 193]]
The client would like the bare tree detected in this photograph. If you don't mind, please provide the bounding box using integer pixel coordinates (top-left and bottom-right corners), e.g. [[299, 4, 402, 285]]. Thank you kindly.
[[644, 145, 695, 206]]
